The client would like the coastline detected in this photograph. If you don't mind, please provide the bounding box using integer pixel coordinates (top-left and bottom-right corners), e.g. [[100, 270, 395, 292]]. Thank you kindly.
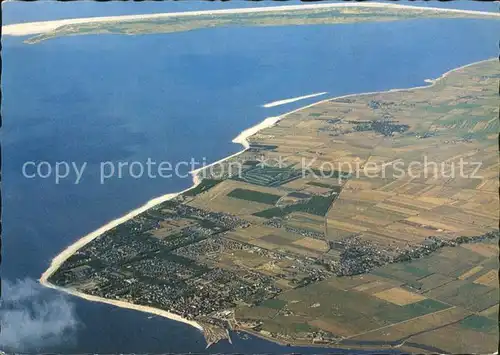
[[39, 57, 495, 344], [3, 2, 500, 37]]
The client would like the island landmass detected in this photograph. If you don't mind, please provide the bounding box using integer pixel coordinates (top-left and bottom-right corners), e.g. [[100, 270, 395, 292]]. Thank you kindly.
[[41, 58, 499, 353]]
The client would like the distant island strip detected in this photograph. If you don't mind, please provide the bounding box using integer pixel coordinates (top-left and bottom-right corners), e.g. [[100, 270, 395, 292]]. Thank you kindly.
[[3, 2, 500, 44]]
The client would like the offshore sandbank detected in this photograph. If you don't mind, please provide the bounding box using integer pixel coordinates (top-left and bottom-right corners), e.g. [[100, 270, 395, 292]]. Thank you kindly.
[[3, 2, 500, 37]]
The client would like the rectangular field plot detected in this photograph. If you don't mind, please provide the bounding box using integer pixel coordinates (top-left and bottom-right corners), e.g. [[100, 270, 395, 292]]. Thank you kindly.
[[227, 188, 281, 205], [372, 263, 432, 286], [461, 243, 499, 257], [352, 280, 397, 294], [409, 322, 499, 354], [292, 237, 329, 252], [233, 165, 303, 187], [459, 315, 498, 333], [473, 270, 498, 288], [458, 266, 484, 280], [479, 304, 499, 319], [372, 299, 451, 324], [425, 280, 495, 312], [286, 212, 325, 234], [254, 194, 337, 218], [187, 179, 286, 216], [415, 273, 453, 292]]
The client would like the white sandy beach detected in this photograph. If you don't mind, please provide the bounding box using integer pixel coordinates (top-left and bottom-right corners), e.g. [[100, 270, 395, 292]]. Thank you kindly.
[[262, 92, 328, 108], [39, 57, 495, 340], [42, 281, 204, 332], [3, 2, 499, 37]]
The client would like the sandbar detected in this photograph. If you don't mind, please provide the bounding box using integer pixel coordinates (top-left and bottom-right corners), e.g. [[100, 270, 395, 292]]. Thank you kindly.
[[40, 57, 495, 342], [3, 2, 499, 37]]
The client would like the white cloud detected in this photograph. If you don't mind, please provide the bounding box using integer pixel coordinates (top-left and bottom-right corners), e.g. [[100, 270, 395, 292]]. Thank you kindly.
[[0, 278, 79, 352]]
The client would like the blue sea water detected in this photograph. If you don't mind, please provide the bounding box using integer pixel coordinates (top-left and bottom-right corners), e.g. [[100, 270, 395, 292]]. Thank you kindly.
[[1, 2, 499, 353]]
